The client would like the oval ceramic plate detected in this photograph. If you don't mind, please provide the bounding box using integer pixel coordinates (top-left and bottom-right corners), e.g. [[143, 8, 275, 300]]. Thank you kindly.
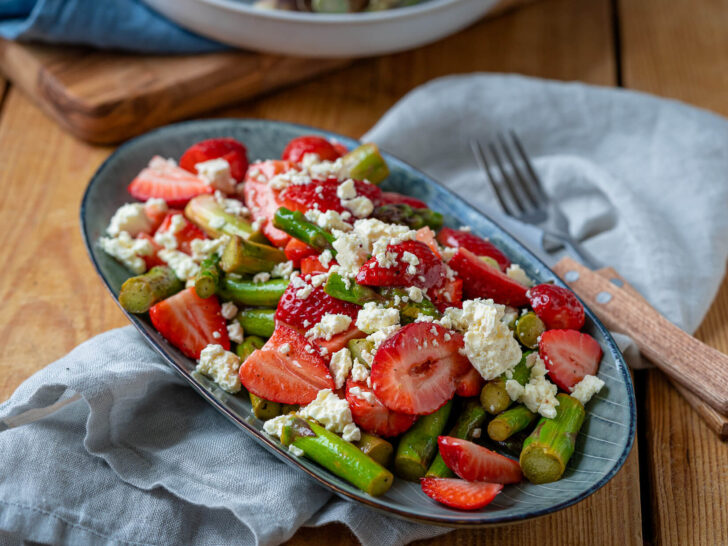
[[81, 119, 636, 526], [141, 0, 498, 58]]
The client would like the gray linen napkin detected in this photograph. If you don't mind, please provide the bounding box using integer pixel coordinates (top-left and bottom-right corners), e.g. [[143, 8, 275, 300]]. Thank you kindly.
[[2, 74, 728, 545]]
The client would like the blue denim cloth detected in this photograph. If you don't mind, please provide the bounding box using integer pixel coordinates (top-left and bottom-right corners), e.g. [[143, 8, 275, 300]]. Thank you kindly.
[[0, 0, 226, 53]]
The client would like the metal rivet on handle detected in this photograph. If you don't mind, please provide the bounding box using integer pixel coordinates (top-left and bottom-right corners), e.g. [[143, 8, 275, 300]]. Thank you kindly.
[[596, 291, 613, 304], [564, 270, 579, 282], [610, 278, 624, 287]]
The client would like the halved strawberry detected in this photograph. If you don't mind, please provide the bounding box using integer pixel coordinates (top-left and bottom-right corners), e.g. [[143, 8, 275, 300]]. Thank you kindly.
[[528, 284, 585, 330], [415, 227, 441, 258], [379, 191, 428, 209], [317, 325, 367, 360], [345, 379, 417, 437], [300, 255, 333, 277], [371, 323, 471, 415], [239, 325, 334, 405], [539, 329, 602, 391], [437, 227, 511, 271], [420, 478, 502, 511], [275, 282, 360, 332], [280, 178, 382, 216], [154, 211, 207, 255], [356, 240, 445, 291], [429, 277, 463, 313], [137, 233, 164, 269], [448, 248, 528, 307], [455, 366, 485, 397], [282, 135, 343, 163], [143, 199, 169, 231], [437, 436, 522, 484], [179, 138, 249, 182], [128, 156, 213, 208], [242, 160, 296, 247], [284, 237, 317, 267], [149, 287, 228, 359]]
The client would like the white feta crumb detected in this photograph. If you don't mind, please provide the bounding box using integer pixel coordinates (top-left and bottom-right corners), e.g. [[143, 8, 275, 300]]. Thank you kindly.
[[253, 272, 271, 283], [342, 196, 374, 218], [212, 331, 221, 339], [195, 158, 236, 194], [214, 190, 249, 218], [209, 216, 226, 229], [305, 209, 352, 232], [196, 344, 241, 393], [107, 203, 152, 237], [407, 286, 424, 303], [99, 231, 154, 274], [154, 213, 187, 250], [319, 249, 333, 269], [336, 178, 357, 200], [288, 444, 304, 457], [296, 283, 314, 299], [401, 251, 420, 275], [515, 353, 561, 418], [278, 342, 291, 355], [158, 249, 200, 281], [221, 302, 239, 320], [355, 302, 400, 334], [271, 260, 294, 279], [227, 322, 244, 343], [570, 374, 605, 405], [471, 428, 482, 439], [348, 385, 377, 403], [506, 264, 534, 287], [190, 235, 229, 262], [306, 314, 352, 341], [351, 361, 370, 382], [263, 414, 294, 438], [366, 325, 401, 352], [299, 389, 360, 442], [329, 348, 353, 390]]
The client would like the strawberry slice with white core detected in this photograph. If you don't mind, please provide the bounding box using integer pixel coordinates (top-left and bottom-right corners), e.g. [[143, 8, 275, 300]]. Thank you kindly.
[[242, 160, 296, 247], [436, 227, 511, 271], [128, 156, 213, 208], [371, 322, 471, 415], [539, 329, 602, 391], [238, 325, 335, 405], [356, 240, 445, 291], [437, 436, 523, 484], [345, 380, 417, 437], [420, 478, 503, 511], [455, 366, 485, 397], [149, 287, 228, 359], [448, 247, 528, 306]]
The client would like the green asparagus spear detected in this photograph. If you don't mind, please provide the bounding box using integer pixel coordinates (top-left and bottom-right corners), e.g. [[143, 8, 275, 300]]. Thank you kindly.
[[354, 433, 393, 467], [235, 336, 265, 361], [480, 350, 532, 414], [488, 405, 538, 442], [339, 143, 390, 185], [250, 394, 281, 420], [236, 308, 276, 338], [324, 272, 383, 305], [371, 204, 444, 231], [515, 312, 546, 349], [520, 394, 585, 484], [394, 401, 453, 481], [282, 417, 393, 496], [273, 208, 335, 252], [194, 254, 222, 299], [118, 266, 183, 313], [379, 287, 440, 323], [185, 194, 255, 239], [219, 235, 286, 275], [219, 277, 288, 307], [490, 430, 531, 459], [348, 338, 375, 366], [426, 400, 487, 478]]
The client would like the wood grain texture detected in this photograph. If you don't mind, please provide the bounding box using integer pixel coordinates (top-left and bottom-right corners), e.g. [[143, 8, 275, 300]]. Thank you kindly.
[[621, 0, 728, 542]]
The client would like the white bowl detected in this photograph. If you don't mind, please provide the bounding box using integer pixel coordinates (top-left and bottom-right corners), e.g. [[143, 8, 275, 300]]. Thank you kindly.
[[142, 0, 498, 58]]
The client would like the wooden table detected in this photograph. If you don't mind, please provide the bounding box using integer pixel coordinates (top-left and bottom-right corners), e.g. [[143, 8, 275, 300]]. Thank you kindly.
[[1, 0, 726, 543]]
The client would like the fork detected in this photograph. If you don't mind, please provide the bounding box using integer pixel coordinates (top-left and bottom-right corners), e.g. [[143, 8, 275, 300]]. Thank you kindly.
[[470, 132, 728, 437]]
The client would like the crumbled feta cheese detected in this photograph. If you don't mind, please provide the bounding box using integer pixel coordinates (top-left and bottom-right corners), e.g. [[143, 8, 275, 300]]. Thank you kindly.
[[227, 321, 244, 343], [505, 379, 526, 401], [263, 414, 294, 437], [306, 314, 352, 340], [271, 260, 294, 279], [329, 348, 353, 389], [507, 353, 561, 418], [196, 344, 241, 393], [355, 302, 400, 334], [351, 361, 370, 382], [190, 236, 229, 262], [99, 231, 154, 274], [279, 342, 291, 355], [209, 216, 226, 229], [144, 197, 168, 217], [158, 249, 200, 281], [348, 385, 377, 403], [212, 331, 221, 339], [415, 313, 435, 323], [107, 203, 152, 237], [319, 249, 333, 269], [253, 272, 271, 283], [440, 246, 458, 261], [154, 213, 186, 250], [221, 301, 238, 320], [342, 196, 374, 218], [296, 280, 314, 299], [506, 264, 533, 287], [570, 374, 605, 405], [337, 178, 357, 200], [299, 389, 360, 442], [401, 251, 420, 275], [366, 325, 401, 352], [502, 306, 519, 328], [195, 158, 236, 193], [288, 445, 304, 457], [407, 286, 424, 303], [305, 209, 352, 232], [310, 273, 329, 287], [214, 190, 249, 218], [471, 428, 482, 439]]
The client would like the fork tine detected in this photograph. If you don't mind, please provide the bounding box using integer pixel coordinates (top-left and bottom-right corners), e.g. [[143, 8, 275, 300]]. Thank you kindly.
[[470, 140, 519, 217], [509, 131, 548, 202], [497, 133, 538, 210], [487, 141, 526, 215]]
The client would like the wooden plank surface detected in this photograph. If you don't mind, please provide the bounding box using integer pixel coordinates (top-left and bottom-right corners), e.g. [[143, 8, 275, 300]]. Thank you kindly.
[[0, 0, 646, 544], [620, 0, 728, 543]]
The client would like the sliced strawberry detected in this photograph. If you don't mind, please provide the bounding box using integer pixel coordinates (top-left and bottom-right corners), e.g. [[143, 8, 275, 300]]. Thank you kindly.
[[284, 237, 317, 268], [345, 379, 417, 437], [137, 233, 164, 269], [455, 366, 485, 397], [356, 240, 445, 291], [143, 199, 169, 231], [379, 191, 428, 209], [371, 323, 471, 415], [539, 329, 602, 391], [179, 138, 249, 182], [317, 325, 367, 360], [275, 282, 360, 332], [243, 160, 296, 247], [280, 178, 381, 216], [438, 436, 522, 484], [300, 255, 333, 277], [154, 211, 207, 255], [420, 478, 502, 511], [437, 227, 511, 271], [528, 284, 585, 330], [239, 325, 334, 404], [149, 287, 228, 359], [448, 248, 528, 307], [429, 277, 463, 313], [282, 135, 343, 163], [331, 141, 349, 157], [128, 156, 213, 207], [415, 227, 441, 258]]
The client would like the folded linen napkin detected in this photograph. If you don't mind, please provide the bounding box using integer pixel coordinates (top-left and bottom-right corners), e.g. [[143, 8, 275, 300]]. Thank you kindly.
[[0, 0, 225, 53], [2, 74, 728, 545]]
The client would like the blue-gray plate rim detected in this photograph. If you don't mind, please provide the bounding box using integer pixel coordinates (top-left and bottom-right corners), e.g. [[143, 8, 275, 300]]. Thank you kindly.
[[80, 118, 636, 527]]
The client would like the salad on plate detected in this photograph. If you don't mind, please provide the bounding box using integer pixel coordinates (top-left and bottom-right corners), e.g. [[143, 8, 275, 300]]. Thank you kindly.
[[100, 133, 607, 510]]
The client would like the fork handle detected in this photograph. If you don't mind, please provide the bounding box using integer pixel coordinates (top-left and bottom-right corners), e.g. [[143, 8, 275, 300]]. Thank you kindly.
[[552, 257, 728, 419]]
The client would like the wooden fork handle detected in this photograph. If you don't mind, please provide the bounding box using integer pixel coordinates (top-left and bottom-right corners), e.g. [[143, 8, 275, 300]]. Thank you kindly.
[[552, 257, 728, 420]]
